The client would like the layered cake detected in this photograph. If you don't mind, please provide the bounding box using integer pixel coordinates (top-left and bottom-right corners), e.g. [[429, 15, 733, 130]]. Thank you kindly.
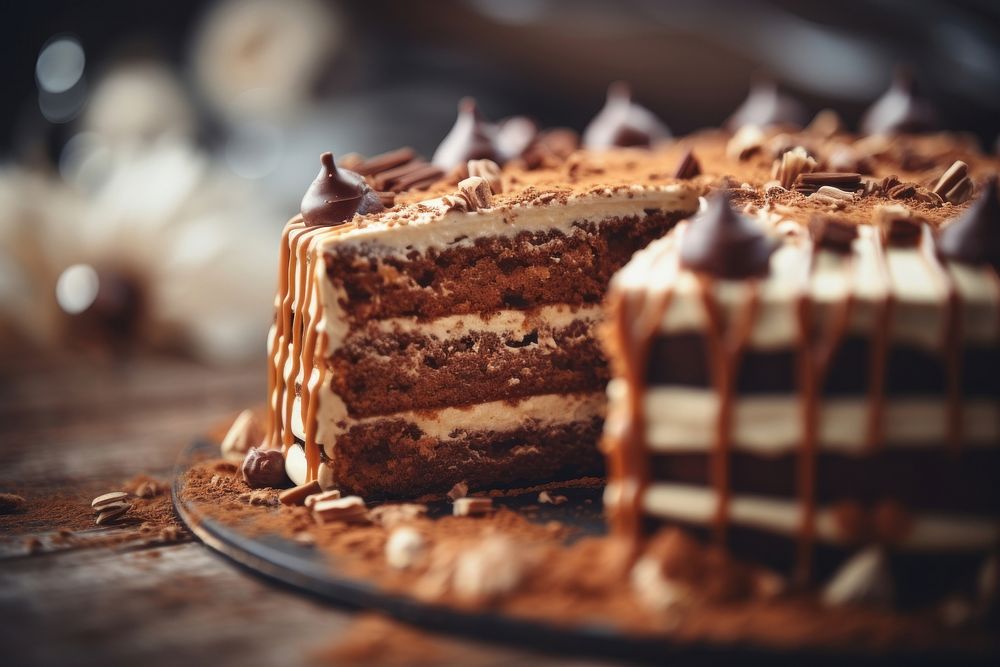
[[602, 138, 1000, 602], [267, 90, 701, 497]]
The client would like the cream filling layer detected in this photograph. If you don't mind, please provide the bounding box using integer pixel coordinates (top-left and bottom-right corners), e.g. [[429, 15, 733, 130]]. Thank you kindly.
[[607, 381, 1000, 453], [342, 303, 603, 353], [291, 391, 607, 451], [604, 482, 996, 552]]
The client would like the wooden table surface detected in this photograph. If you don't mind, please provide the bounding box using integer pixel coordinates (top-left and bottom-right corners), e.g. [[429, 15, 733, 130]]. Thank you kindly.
[[0, 354, 621, 667]]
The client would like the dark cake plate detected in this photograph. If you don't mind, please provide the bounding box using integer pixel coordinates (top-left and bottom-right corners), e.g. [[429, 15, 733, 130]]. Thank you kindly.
[[173, 438, 987, 666]]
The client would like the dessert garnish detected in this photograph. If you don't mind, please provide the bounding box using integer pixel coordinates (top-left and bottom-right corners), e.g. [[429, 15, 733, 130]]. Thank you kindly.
[[679, 191, 776, 279], [241, 447, 288, 488], [860, 68, 939, 135], [725, 77, 807, 130], [300, 152, 383, 226], [937, 176, 999, 268], [582, 81, 670, 149], [672, 148, 702, 179], [432, 98, 501, 170]]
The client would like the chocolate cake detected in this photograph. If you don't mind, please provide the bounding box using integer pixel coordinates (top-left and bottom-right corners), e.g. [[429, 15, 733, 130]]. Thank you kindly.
[[603, 124, 1000, 604], [266, 91, 700, 498]]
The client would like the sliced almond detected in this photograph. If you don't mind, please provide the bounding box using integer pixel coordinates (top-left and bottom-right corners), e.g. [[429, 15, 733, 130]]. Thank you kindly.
[[304, 489, 341, 509], [95, 502, 132, 526], [92, 491, 130, 511]]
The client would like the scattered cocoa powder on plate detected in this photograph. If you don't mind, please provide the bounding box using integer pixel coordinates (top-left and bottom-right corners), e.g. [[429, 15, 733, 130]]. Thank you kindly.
[[176, 458, 999, 656]]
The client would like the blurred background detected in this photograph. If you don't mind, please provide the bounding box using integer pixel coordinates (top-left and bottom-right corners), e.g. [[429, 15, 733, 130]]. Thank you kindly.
[[2, 0, 1000, 367]]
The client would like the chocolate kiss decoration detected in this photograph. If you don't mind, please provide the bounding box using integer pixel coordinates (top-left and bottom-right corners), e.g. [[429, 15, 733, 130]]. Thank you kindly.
[[432, 98, 501, 170], [725, 78, 807, 131], [860, 69, 939, 135], [300, 152, 382, 227], [582, 81, 671, 149], [937, 177, 1000, 270], [495, 115, 539, 163], [680, 191, 777, 279]]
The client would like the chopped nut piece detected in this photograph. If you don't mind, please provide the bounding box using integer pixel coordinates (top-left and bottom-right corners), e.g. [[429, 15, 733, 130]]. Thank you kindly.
[[452, 497, 493, 517], [220, 409, 264, 463], [822, 548, 893, 608], [813, 186, 855, 202], [772, 146, 817, 189], [447, 481, 469, 501], [726, 125, 765, 161], [887, 182, 917, 200], [538, 491, 568, 505], [439, 193, 469, 212], [279, 480, 323, 506], [631, 555, 690, 612], [467, 159, 503, 194], [369, 503, 428, 528], [246, 489, 280, 506], [0, 492, 26, 514], [313, 495, 367, 524], [458, 176, 493, 210], [91, 491, 130, 511], [304, 489, 342, 509], [385, 527, 428, 570], [133, 480, 164, 499], [453, 536, 524, 602]]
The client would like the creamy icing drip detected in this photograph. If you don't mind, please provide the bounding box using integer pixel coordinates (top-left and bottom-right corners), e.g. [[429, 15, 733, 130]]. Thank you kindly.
[[604, 218, 1000, 581]]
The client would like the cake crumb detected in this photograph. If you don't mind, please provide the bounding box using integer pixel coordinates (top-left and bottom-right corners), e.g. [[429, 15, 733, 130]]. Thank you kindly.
[[446, 481, 468, 501]]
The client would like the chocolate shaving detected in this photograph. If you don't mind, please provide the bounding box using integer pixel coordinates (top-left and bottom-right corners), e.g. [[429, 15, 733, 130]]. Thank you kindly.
[[794, 172, 862, 194], [672, 149, 702, 179], [352, 147, 418, 176]]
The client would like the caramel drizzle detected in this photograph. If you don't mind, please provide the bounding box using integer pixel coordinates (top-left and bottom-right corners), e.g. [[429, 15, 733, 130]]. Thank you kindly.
[[794, 242, 855, 584], [696, 275, 761, 546], [916, 224, 964, 454], [265, 217, 355, 483], [864, 229, 892, 452], [606, 228, 685, 544]]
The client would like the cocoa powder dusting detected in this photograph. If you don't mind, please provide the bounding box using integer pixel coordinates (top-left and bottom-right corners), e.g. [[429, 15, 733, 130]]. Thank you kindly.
[[176, 457, 997, 654]]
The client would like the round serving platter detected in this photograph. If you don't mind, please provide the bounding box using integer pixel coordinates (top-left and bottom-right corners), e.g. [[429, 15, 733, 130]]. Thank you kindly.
[[173, 438, 991, 666]]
